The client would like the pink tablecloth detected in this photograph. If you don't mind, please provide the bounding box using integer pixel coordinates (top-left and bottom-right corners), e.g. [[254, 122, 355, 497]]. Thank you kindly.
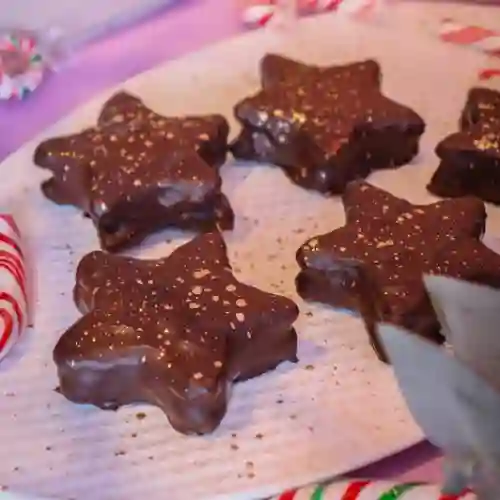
[[0, 0, 443, 483]]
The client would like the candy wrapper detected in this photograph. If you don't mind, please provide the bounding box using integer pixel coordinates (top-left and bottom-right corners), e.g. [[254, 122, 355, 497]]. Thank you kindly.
[[378, 276, 500, 500], [0, 213, 27, 362], [0, 28, 65, 100], [269, 480, 474, 499]]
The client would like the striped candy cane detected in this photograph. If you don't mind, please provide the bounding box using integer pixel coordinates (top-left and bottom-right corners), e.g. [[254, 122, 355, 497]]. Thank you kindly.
[[0, 215, 27, 361], [270, 480, 474, 499], [241, 0, 380, 28], [438, 19, 500, 82], [439, 19, 500, 58], [241, 0, 276, 27]]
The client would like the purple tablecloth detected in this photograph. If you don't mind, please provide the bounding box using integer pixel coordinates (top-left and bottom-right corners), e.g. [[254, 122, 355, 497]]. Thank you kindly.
[[0, 0, 443, 484]]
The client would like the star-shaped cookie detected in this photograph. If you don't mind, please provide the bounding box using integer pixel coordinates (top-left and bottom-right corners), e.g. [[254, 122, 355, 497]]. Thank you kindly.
[[295, 181, 500, 362], [429, 87, 500, 204], [54, 232, 299, 434], [34, 91, 234, 251], [259, 54, 381, 90], [231, 55, 425, 194]]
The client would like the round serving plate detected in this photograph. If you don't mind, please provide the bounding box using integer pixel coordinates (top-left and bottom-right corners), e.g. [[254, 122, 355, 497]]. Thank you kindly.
[[0, 7, 499, 500]]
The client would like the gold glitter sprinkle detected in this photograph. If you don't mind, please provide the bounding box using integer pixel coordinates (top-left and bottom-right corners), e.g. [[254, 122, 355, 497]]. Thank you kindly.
[[376, 239, 394, 248], [308, 238, 319, 250], [193, 269, 210, 279], [474, 134, 499, 151]]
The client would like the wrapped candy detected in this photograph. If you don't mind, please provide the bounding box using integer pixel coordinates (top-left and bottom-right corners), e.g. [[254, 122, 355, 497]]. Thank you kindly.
[[0, 28, 64, 100], [379, 276, 500, 499]]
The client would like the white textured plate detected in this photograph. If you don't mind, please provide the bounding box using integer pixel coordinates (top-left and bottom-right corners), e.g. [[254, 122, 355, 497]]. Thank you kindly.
[[1, 8, 500, 500]]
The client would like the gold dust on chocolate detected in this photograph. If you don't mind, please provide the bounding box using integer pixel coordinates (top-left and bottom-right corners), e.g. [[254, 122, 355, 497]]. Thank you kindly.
[[54, 232, 298, 435], [430, 87, 500, 204], [259, 54, 381, 89], [231, 54, 425, 194], [33, 91, 233, 251], [296, 180, 500, 362]]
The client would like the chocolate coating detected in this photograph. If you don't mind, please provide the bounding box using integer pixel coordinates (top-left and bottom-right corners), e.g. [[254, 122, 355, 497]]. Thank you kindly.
[[259, 54, 381, 90], [429, 87, 500, 204], [34, 92, 234, 251], [54, 232, 299, 435], [231, 55, 425, 194], [460, 87, 500, 131], [295, 181, 500, 362]]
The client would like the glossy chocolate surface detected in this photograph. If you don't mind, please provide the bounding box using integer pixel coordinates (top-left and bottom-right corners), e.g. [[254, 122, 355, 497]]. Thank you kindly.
[[231, 54, 425, 194], [34, 92, 234, 251], [54, 232, 299, 434], [429, 87, 500, 204], [295, 181, 500, 362]]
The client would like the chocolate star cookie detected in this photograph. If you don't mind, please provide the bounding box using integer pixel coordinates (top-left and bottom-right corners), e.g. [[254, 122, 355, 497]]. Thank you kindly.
[[34, 91, 234, 251], [54, 232, 299, 434], [231, 55, 425, 194], [429, 87, 500, 204], [295, 181, 500, 362], [259, 54, 381, 89]]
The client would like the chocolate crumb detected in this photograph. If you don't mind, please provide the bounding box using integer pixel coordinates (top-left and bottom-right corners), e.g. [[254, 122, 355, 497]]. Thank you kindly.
[[136, 412, 147, 421]]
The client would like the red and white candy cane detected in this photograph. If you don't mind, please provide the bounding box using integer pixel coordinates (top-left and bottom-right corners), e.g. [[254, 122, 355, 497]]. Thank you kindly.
[[440, 19, 500, 58], [241, 0, 379, 28], [271, 480, 474, 499], [438, 19, 500, 82], [0, 215, 27, 361], [241, 0, 275, 27]]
